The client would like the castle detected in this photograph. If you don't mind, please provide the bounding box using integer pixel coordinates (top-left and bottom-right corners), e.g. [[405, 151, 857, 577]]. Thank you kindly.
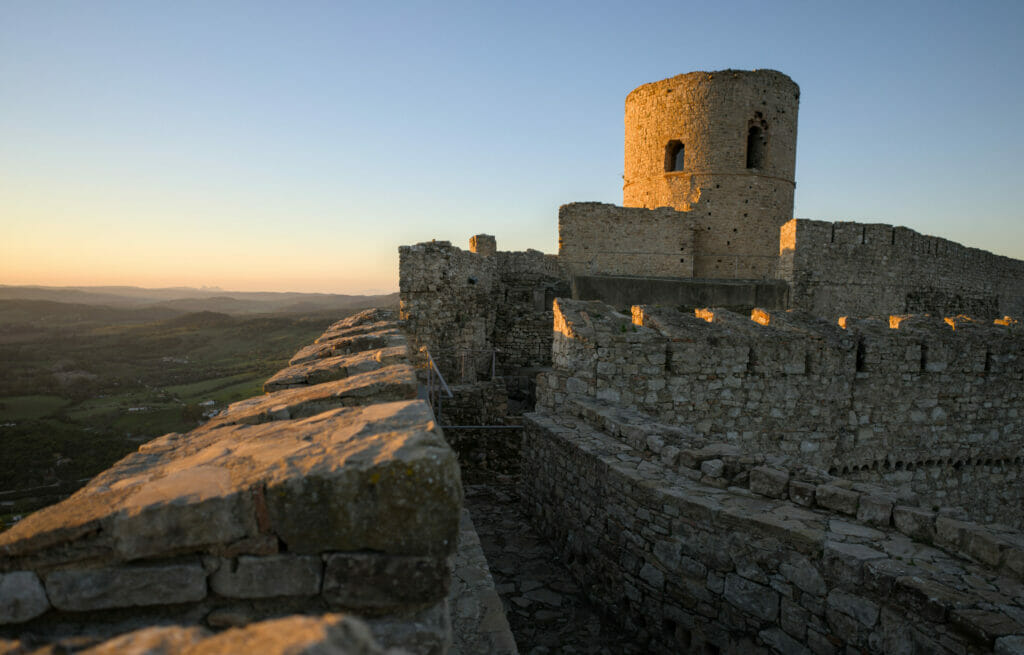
[[1, 70, 1023, 654]]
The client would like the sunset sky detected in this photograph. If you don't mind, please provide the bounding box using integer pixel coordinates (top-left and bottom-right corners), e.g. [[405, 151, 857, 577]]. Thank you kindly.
[[2, 1, 1022, 294]]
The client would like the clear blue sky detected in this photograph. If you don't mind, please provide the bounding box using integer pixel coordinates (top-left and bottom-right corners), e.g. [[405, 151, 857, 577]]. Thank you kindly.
[[2, 1, 1022, 293]]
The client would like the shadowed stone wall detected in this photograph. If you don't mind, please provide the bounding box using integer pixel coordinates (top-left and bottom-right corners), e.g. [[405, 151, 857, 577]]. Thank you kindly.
[[521, 407, 1024, 654], [399, 238, 567, 382], [536, 299, 1024, 528]]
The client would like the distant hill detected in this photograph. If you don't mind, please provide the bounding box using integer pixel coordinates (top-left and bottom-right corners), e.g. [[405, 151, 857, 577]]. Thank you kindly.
[[0, 285, 399, 316], [0, 299, 182, 328], [160, 311, 237, 329]]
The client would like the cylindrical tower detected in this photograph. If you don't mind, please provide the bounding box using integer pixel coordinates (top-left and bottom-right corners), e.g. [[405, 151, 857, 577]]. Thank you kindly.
[[623, 69, 799, 279]]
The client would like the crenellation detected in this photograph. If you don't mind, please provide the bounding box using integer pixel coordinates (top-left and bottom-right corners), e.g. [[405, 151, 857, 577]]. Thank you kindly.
[[781, 217, 1024, 318], [541, 298, 1024, 532]]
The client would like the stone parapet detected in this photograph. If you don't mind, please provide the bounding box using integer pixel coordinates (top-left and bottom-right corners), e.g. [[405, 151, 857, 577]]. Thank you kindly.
[[0, 308, 462, 655], [539, 298, 1024, 527], [779, 218, 1024, 318], [521, 409, 1024, 654]]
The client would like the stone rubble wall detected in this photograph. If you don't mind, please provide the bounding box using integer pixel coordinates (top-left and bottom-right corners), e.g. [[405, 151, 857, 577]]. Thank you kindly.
[[558, 202, 695, 279], [0, 309, 464, 655], [398, 239, 567, 382], [521, 408, 1024, 654], [435, 382, 520, 478], [779, 218, 1024, 319], [537, 299, 1024, 527]]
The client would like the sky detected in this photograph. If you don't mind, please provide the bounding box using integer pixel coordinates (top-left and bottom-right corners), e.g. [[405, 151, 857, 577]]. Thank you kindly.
[[2, 0, 1022, 294]]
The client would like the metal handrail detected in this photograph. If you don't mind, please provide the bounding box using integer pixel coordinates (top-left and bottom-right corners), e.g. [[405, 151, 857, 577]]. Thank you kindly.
[[426, 353, 453, 398]]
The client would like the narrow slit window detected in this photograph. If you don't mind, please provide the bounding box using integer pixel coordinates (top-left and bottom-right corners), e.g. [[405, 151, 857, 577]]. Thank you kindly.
[[746, 126, 766, 169], [665, 140, 684, 172]]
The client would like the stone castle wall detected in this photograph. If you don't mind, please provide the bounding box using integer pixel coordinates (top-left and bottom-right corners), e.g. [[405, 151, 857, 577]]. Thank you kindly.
[[0, 310, 464, 654], [779, 218, 1024, 319], [558, 202, 694, 278], [623, 70, 799, 279], [521, 406, 1024, 654], [399, 238, 567, 381], [535, 299, 1024, 527]]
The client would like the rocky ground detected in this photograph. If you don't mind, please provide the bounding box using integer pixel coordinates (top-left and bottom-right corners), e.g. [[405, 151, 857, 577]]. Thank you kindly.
[[464, 477, 645, 655]]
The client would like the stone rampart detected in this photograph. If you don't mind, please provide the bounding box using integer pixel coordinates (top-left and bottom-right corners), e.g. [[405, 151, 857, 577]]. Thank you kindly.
[[779, 218, 1024, 319], [521, 408, 1024, 654], [0, 309, 464, 654], [399, 238, 567, 381], [558, 202, 695, 278], [536, 299, 1024, 527], [570, 274, 789, 313]]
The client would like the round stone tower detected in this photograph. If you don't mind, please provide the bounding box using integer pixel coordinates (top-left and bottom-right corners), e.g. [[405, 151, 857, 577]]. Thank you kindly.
[[623, 69, 799, 278]]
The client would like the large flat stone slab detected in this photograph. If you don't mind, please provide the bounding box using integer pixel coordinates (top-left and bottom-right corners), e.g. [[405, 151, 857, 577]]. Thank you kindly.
[[45, 562, 208, 611], [316, 319, 402, 344], [0, 400, 461, 570], [0, 571, 49, 624], [55, 613, 400, 655], [289, 330, 407, 366], [209, 364, 417, 429], [264, 346, 409, 392]]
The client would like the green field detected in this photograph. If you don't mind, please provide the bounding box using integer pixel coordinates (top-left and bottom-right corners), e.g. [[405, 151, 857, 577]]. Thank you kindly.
[[0, 303, 388, 522]]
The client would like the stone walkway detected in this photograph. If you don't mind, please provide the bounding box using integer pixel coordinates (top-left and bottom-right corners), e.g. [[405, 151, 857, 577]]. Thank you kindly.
[[464, 477, 644, 655], [449, 509, 518, 654]]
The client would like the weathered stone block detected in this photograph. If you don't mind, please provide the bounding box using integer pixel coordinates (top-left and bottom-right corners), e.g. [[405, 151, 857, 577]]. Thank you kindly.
[[700, 458, 725, 478], [262, 402, 462, 557], [210, 554, 322, 599], [44, 562, 207, 611], [856, 494, 893, 528], [0, 571, 49, 624], [826, 589, 879, 627], [210, 364, 418, 427], [996, 635, 1024, 655], [638, 563, 664, 590], [79, 625, 209, 654], [950, 609, 1024, 644], [964, 527, 1007, 567], [723, 573, 779, 622], [935, 516, 970, 550], [822, 541, 886, 587], [779, 558, 826, 597], [322, 553, 449, 609], [893, 576, 972, 623], [815, 485, 859, 515], [892, 506, 936, 543], [749, 466, 789, 499], [788, 480, 816, 507], [759, 627, 811, 655], [81, 614, 395, 655]]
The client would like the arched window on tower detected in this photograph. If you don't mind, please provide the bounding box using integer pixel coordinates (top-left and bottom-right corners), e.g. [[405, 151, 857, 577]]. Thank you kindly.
[[665, 140, 684, 172], [746, 125, 767, 169]]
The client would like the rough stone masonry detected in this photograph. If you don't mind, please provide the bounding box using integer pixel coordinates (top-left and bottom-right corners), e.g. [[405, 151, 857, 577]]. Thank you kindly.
[[0, 309, 515, 655], [394, 68, 1024, 654]]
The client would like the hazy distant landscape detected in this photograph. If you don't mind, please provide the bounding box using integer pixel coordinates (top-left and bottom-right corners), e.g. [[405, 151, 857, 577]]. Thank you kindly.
[[0, 285, 398, 527]]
